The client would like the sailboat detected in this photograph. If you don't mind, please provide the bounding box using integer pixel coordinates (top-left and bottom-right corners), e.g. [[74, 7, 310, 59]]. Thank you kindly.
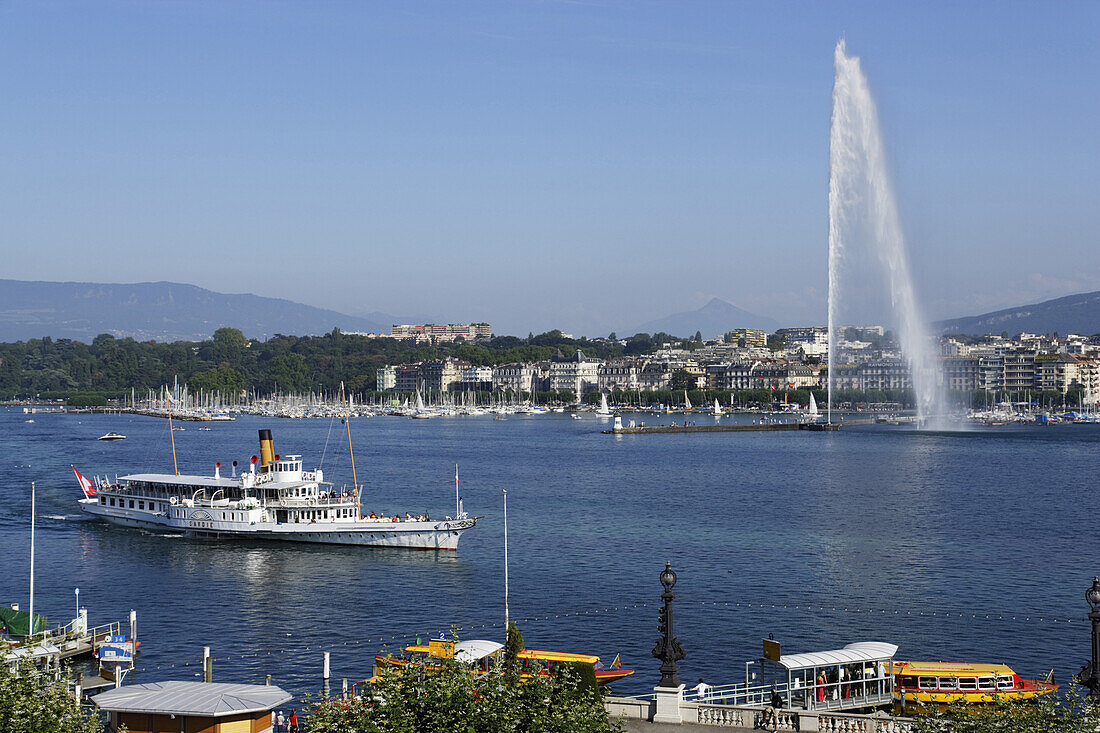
[[684, 390, 692, 412], [712, 398, 724, 417], [596, 393, 611, 416], [808, 391, 819, 421], [412, 389, 433, 419]]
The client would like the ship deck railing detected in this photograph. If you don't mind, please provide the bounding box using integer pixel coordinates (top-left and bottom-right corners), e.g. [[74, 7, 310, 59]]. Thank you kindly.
[[279, 493, 360, 507], [626, 677, 894, 713], [6, 620, 123, 661]]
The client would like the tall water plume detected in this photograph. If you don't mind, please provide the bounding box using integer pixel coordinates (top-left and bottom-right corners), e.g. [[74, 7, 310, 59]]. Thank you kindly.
[[827, 40, 947, 426]]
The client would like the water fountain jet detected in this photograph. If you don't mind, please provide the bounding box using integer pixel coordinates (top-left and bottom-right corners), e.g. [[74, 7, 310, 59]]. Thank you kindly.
[[827, 40, 947, 428]]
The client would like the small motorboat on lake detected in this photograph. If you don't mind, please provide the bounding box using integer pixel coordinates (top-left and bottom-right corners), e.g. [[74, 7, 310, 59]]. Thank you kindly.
[[97, 432, 126, 441], [374, 638, 634, 685]]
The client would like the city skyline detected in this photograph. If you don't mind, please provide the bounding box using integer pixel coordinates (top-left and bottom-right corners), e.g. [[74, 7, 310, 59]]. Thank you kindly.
[[1, 2, 1097, 336]]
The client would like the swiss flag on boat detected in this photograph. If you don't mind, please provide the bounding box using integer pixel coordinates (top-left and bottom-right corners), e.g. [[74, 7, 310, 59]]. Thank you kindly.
[[72, 465, 96, 498]]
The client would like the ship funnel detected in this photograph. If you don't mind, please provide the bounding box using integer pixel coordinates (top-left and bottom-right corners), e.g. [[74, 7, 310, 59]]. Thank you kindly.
[[258, 429, 275, 472]]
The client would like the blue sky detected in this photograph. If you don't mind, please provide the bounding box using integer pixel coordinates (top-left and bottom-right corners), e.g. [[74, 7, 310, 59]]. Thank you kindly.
[[1, 1, 1097, 336]]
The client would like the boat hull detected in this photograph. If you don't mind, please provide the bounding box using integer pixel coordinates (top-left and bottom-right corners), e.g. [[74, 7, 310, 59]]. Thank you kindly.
[[895, 685, 1056, 714], [82, 501, 474, 550]]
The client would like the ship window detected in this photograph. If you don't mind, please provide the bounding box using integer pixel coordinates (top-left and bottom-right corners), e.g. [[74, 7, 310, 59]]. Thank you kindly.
[[138, 501, 145, 510], [997, 676, 1014, 689], [109, 498, 116, 506], [100, 497, 105, 505], [937, 677, 957, 690], [918, 677, 937, 690], [958, 678, 977, 691], [978, 677, 995, 690], [128, 500, 135, 509], [902, 676, 918, 688]]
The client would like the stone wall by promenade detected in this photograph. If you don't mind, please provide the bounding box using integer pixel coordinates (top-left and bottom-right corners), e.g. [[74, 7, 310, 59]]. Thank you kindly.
[[605, 695, 916, 732]]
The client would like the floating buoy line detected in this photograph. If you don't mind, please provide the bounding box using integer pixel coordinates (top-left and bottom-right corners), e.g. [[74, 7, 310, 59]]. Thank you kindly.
[[128, 598, 1084, 677]]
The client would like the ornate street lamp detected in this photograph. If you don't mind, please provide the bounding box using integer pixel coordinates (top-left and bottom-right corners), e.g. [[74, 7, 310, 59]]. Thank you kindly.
[[652, 561, 685, 688], [1081, 577, 1100, 697]]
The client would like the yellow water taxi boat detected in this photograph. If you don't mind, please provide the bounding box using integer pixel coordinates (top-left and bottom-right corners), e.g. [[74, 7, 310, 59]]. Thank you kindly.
[[890, 660, 1057, 713], [374, 638, 634, 685]]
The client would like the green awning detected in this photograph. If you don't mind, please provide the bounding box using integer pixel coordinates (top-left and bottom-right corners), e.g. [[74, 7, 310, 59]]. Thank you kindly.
[[0, 606, 47, 637]]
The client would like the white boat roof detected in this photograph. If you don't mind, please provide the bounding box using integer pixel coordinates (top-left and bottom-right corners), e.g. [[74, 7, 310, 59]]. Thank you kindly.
[[93, 681, 292, 716], [776, 642, 898, 670], [3, 643, 61, 662], [120, 473, 309, 489], [454, 640, 504, 663]]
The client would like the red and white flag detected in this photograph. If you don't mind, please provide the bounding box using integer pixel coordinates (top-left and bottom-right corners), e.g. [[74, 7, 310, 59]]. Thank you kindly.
[[72, 465, 96, 498]]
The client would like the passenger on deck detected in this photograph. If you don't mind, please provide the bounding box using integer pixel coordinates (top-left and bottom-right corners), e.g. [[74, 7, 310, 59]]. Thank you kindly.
[[815, 671, 826, 703]]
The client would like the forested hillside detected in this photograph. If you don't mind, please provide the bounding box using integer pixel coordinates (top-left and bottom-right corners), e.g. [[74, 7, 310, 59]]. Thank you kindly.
[[0, 328, 677, 401]]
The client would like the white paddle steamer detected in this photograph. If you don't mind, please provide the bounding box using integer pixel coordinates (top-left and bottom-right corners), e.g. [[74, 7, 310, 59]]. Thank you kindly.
[[75, 428, 476, 550]]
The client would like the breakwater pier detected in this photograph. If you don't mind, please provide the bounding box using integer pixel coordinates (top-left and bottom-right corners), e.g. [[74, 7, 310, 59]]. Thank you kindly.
[[605, 417, 844, 434]]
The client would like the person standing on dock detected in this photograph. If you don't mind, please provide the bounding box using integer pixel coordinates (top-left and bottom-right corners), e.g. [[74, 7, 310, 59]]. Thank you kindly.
[[288, 709, 298, 733], [275, 711, 285, 733], [694, 678, 710, 701], [768, 687, 783, 731]]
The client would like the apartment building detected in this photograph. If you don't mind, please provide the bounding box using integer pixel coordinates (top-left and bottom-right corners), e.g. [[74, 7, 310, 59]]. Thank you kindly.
[[548, 350, 600, 395], [598, 361, 640, 392], [493, 363, 537, 393], [726, 329, 767, 347]]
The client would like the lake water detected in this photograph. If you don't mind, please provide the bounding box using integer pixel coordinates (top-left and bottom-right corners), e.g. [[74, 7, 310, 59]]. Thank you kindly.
[[2, 407, 1097, 699]]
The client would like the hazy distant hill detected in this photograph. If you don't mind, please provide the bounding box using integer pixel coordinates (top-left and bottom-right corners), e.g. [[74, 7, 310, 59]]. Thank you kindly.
[[633, 297, 779, 339], [0, 280, 394, 342], [935, 291, 1100, 336]]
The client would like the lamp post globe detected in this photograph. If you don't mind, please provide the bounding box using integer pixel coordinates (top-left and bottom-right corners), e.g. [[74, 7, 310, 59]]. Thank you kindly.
[[1087, 577, 1100, 609], [660, 561, 677, 591], [1084, 577, 1100, 698]]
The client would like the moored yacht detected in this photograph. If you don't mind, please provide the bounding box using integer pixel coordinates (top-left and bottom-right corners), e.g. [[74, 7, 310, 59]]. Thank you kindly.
[[75, 429, 477, 550]]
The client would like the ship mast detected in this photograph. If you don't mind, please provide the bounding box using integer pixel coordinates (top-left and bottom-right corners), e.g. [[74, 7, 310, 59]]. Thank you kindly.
[[341, 382, 360, 519], [167, 389, 179, 476]]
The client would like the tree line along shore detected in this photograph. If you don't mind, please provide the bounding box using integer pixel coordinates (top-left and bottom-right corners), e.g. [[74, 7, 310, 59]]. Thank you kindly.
[[0, 327, 1087, 410]]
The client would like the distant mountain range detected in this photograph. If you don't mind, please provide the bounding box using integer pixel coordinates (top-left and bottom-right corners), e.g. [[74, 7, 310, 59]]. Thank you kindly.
[[0, 280, 403, 342], [934, 291, 1100, 336], [633, 298, 780, 339], [4, 278, 1097, 344]]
